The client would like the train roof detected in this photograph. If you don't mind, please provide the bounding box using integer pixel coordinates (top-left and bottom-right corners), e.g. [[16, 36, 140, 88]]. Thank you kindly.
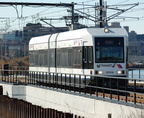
[[29, 27, 128, 45]]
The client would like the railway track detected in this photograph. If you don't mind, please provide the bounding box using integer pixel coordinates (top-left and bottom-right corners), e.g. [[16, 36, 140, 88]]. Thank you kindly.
[[96, 92, 144, 104], [129, 81, 144, 87], [41, 82, 144, 105]]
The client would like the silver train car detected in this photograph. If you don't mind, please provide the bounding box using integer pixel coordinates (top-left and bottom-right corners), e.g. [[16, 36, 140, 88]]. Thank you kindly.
[[29, 27, 128, 87]]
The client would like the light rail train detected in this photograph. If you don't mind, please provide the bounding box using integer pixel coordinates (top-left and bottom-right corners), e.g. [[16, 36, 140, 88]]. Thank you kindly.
[[29, 27, 128, 87]]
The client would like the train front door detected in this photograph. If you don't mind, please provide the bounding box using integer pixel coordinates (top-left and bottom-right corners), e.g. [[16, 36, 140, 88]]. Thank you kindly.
[[82, 41, 93, 75]]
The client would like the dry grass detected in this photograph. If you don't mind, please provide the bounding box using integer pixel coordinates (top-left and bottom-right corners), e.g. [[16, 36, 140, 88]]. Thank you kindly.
[[0, 56, 29, 68]]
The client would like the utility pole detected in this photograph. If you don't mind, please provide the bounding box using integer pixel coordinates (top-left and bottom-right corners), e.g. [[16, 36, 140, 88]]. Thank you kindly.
[[99, 0, 103, 28], [71, 2, 75, 30], [0, 2, 75, 30]]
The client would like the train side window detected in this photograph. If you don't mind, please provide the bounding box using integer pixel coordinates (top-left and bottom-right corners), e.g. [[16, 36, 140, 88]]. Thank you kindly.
[[29, 52, 34, 66], [56, 49, 60, 67], [50, 49, 55, 67], [57, 47, 82, 68], [58, 48, 65, 67], [88, 47, 93, 63], [73, 49, 77, 67], [35, 52, 38, 66], [61, 51, 65, 67], [42, 53, 45, 66], [38, 53, 42, 66], [74, 47, 82, 68], [83, 47, 87, 63], [68, 49, 72, 68], [44, 50, 47, 66], [64, 49, 68, 67]]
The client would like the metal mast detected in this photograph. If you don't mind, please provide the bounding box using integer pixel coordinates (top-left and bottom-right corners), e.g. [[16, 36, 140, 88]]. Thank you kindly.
[[0, 2, 75, 30], [99, 0, 103, 28]]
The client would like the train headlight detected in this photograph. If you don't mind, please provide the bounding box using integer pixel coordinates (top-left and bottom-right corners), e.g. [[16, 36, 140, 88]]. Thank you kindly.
[[104, 28, 109, 33], [96, 71, 103, 75], [117, 70, 125, 74]]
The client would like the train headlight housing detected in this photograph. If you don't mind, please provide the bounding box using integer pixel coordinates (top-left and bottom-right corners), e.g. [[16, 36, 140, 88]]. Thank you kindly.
[[96, 71, 103, 75], [117, 70, 125, 74], [104, 28, 109, 33]]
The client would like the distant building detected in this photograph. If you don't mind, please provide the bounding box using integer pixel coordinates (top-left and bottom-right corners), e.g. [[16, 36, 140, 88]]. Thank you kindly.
[[23, 23, 69, 43], [137, 34, 144, 56], [1, 21, 144, 61], [123, 26, 129, 33], [137, 34, 144, 42], [128, 41, 141, 55], [0, 23, 70, 59], [1, 30, 23, 58], [22, 23, 69, 56], [0, 34, 3, 40], [110, 22, 121, 28], [3, 30, 23, 41], [129, 31, 137, 41], [123, 26, 138, 41]]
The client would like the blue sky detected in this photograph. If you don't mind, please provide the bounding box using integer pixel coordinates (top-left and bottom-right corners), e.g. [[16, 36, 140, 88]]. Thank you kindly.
[[0, 0, 144, 34]]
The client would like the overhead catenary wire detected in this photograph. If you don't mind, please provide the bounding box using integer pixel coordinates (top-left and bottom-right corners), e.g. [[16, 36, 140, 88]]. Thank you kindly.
[[0, 1, 144, 33]]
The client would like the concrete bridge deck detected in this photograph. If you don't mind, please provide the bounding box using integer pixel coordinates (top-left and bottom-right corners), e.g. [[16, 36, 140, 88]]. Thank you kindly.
[[0, 82, 144, 118]]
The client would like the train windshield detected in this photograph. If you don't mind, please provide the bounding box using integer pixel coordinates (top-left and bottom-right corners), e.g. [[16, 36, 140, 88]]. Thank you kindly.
[[95, 37, 124, 63]]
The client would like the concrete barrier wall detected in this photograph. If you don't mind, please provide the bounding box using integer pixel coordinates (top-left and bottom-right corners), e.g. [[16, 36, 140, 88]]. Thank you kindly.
[[0, 83, 26, 100], [0, 83, 144, 118]]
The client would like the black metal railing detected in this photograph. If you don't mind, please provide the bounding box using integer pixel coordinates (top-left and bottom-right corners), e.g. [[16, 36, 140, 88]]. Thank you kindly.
[[0, 69, 144, 106]]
